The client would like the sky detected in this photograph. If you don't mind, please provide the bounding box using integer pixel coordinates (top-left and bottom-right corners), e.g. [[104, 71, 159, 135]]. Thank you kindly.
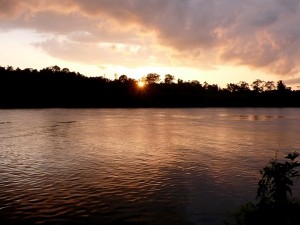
[[1, 0, 300, 89]]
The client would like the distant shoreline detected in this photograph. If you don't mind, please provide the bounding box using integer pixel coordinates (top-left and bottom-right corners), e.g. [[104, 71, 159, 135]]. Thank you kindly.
[[1, 106, 300, 109], [1, 65, 300, 108]]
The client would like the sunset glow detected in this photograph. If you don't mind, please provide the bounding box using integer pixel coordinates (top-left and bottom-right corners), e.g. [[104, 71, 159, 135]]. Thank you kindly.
[[1, 1, 300, 88], [137, 81, 146, 88]]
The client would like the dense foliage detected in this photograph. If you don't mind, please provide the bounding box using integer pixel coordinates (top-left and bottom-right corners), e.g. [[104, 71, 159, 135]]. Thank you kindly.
[[1, 65, 299, 108]]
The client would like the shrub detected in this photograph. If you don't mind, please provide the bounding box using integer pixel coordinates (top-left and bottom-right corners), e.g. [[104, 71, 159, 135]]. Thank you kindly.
[[225, 152, 300, 225]]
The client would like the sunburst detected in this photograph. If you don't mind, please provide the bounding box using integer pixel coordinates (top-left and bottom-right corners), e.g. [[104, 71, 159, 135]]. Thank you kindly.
[[137, 80, 145, 88]]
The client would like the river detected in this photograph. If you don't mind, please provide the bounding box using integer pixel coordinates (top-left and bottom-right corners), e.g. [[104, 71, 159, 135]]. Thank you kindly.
[[1, 108, 300, 225]]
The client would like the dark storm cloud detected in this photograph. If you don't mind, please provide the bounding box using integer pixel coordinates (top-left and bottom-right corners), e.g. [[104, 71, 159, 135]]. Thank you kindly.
[[1, 0, 300, 76]]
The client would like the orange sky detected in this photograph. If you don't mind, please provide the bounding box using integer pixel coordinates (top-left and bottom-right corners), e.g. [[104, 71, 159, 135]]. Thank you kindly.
[[1, 0, 300, 89]]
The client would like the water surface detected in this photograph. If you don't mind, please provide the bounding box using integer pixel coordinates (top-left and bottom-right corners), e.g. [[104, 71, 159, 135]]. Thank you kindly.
[[1, 108, 300, 225]]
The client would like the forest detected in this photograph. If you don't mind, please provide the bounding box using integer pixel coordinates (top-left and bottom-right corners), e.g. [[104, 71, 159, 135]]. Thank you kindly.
[[0, 65, 299, 108]]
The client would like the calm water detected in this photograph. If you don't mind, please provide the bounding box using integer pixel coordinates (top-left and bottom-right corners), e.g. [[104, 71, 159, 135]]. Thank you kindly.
[[1, 108, 300, 225]]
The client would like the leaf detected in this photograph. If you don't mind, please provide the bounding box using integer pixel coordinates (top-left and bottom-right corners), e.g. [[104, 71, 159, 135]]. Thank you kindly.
[[284, 152, 299, 160]]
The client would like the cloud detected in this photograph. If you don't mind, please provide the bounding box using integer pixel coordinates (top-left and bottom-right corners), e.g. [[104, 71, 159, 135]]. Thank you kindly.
[[1, 0, 300, 76], [285, 76, 300, 85], [33, 36, 172, 67], [0, 0, 21, 16]]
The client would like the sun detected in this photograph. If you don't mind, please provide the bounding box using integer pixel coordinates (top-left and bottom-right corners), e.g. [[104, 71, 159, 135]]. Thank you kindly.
[[137, 80, 145, 88]]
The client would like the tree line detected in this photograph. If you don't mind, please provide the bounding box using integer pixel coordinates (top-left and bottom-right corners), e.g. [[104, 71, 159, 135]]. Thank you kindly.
[[0, 65, 299, 108]]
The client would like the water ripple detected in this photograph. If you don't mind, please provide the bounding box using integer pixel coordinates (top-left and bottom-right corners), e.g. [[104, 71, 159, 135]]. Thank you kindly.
[[1, 108, 300, 225]]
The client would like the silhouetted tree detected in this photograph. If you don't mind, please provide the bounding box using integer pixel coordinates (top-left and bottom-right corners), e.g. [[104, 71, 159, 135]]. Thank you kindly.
[[251, 79, 265, 92], [177, 79, 184, 84], [48, 65, 61, 72], [226, 81, 250, 93], [1, 65, 300, 108], [191, 80, 200, 86], [164, 74, 175, 84], [119, 75, 128, 83], [264, 81, 276, 91], [226, 83, 240, 92], [237, 81, 250, 92], [62, 68, 70, 73], [203, 81, 209, 90], [207, 84, 219, 92], [277, 80, 291, 92], [6, 66, 14, 71], [146, 73, 160, 84]]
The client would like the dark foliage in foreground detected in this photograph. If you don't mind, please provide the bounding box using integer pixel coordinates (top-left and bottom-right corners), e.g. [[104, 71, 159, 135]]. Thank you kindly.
[[225, 152, 300, 225], [1, 65, 300, 108]]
